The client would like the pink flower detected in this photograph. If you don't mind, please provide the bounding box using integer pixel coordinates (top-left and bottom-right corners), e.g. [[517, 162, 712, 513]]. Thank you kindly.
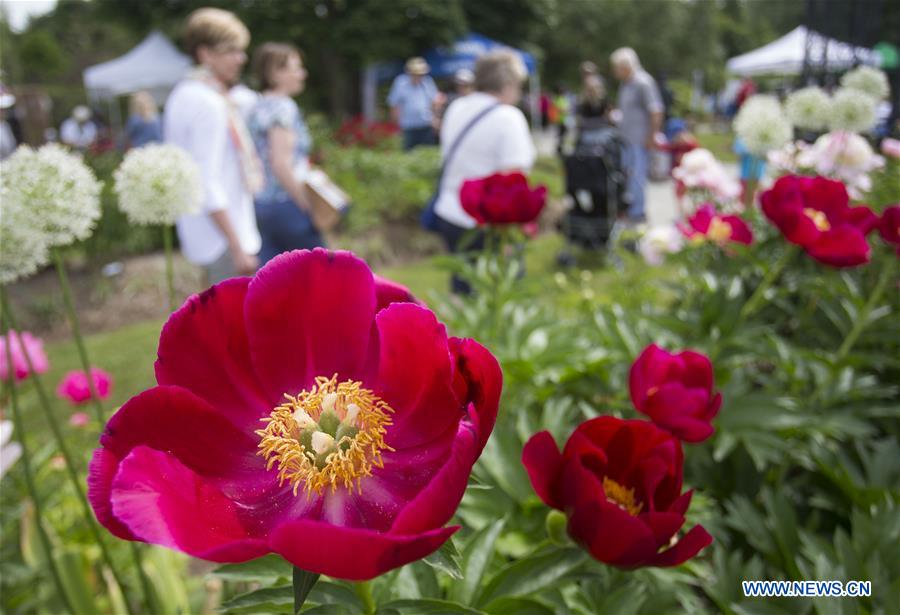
[[57, 368, 112, 405], [0, 331, 49, 382], [678, 204, 753, 247], [69, 412, 91, 428], [460, 172, 547, 226], [881, 138, 900, 159]]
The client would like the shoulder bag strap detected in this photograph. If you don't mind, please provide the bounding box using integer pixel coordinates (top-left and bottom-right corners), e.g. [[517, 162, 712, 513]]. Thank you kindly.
[[436, 102, 501, 191]]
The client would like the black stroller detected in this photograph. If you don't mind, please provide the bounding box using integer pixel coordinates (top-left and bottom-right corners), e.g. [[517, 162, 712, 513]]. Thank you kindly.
[[558, 123, 630, 253]]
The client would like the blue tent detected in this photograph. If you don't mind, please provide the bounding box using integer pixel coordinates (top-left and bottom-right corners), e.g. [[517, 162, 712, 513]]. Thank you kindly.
[[363, 33, 540, 128]]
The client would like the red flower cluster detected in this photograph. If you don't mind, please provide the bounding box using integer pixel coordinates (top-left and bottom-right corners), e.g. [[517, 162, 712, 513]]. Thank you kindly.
[[760, 175, 878, 267], [630, 345, 721, 443], [678, 204, 753, 247], [460, 172, 547, 226], [57, 368, 112, 406], [88, 250, 501, 581], [878, 205, 900, 255], [523, 417, 712, 568], [335, 116, 400, 149]]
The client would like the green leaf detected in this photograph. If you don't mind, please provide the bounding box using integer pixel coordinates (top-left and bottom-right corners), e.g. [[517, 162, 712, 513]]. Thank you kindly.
[[483, 596, 555, 614], [221, 586, 293, 614], [293, 568, 321, 614], [476, 547, 586, 608], [376, 599, 482, 614], [213, 554, 293, 582], [449, 518, 506, 605], [423, 537, 463, 580], [55, 549, 98, 615]]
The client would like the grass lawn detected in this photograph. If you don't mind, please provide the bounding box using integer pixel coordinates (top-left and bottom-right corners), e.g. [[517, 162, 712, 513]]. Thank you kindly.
[[695, 130, 738, 164]]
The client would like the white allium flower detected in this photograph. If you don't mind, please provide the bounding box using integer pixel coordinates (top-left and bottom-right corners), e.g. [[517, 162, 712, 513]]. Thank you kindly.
[[0, 161, 51, 283], [733, 95, 794, 156], [638, 225, 684, 266], [1, 144, 102, 248], [829, 87, 878, 133], [840, 66, 890, 100], [784, 87, 832, 131], [767, 141, 802, 176], [113, 144, 202, 226]]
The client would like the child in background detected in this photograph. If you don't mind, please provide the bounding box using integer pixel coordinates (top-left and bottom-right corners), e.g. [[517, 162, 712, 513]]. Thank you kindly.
[[734, 136, 765, 203]]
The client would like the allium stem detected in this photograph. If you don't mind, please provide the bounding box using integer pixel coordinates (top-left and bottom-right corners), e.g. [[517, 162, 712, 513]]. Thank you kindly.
[[163, 224, 176, 313], [837, 256, 895, 361], [1, 290, 141, 615], [292, 567, 319, 614], [2, 289, 74, 614], [53, 249, 104, 423]]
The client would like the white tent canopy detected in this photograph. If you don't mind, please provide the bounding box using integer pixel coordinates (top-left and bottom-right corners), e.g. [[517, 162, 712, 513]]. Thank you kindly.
[[726, 26, 878, 76], [83, 31, 191, 102]]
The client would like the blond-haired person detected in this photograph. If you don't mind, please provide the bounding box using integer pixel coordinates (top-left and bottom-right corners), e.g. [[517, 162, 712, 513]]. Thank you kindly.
[[164, 7, 262, 284], [125, 91, 162, 149]]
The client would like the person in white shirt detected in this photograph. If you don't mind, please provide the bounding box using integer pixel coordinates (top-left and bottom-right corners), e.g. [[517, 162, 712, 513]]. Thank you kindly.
[[60, 106, 97, 151], [435, 50, 535, 292], [164, 7, 261, 284]]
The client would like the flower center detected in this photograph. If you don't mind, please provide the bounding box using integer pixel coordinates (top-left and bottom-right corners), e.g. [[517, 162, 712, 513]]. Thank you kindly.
[[256, 374, 394, 497], [803, 208, 831, 232], [602, 476, 643, 516], [706, 217, 733, 244]]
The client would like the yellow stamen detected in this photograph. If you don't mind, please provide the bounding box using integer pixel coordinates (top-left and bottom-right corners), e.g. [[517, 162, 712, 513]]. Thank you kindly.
[[706, 216, 733, 244], [256, 374, 394, 497], [603, 476, 643, 516], [803, 208, 831, 232]]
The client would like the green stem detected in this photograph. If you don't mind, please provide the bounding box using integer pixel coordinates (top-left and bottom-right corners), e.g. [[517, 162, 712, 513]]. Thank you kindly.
[[163, 225, 176, 313], [836, 257, 895, 361], [292, 567, 320, 614], [354, 580, 375, 615], [53, 249, 104, 424], [1, 291, 140, 615], [2, 292, 75, 614], [739, 245, 796, 321]]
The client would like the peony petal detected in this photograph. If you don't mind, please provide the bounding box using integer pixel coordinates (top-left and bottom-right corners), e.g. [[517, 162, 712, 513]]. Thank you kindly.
[[449, 337, 502, 452], [245, 249, 377, 401], [807, 226, 871, 267], [640, 510, 687, 546], [568, 499, 657, 568], [522, 430, 565, 509], [269, 519, 458, 580], [373, 304, 461, 450], [155, 278, 270, 432], [110, 446, 269, 562], [389, 422, 478, 534], [374, 275, 422, 312], [648, 524, 713, 567], [88, 448, 138, 541]]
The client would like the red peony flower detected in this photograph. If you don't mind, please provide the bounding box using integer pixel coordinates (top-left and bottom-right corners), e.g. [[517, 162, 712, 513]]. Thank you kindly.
[[371, 275, 423, 311], [760, 175, 878, 267], [0, 331, 49, 382], [629, 344, 721, 443], [878, 205, 900, 255], [57, 368, 112, 405], [87, 249, 501, 581], [522, 417, 712, 568], [678, 204, 753, 246], [460, 172, 547, 226]]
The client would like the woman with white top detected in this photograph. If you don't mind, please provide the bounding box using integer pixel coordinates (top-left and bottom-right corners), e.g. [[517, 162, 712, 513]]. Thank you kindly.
[[434, 49, 536, 293]]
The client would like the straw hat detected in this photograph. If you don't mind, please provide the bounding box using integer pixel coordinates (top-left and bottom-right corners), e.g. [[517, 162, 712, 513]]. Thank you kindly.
[[405, 57, 429, 76]]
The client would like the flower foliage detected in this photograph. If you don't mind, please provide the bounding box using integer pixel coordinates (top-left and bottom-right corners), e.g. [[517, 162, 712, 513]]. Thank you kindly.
[[761, 175, 878, 267], [87, 249, 501, 581], [829, 87, 878, 133], [784, 87, 832, 131], [0, 331, 49, 382], [460, 172, 547, 226], [840, 66, 890, 101], [113, 144, 202, 226], [1, 144, 101, 247], [629, 344, 722, 443], [733, 95, 793, 156], [522, 417, 712, 568]]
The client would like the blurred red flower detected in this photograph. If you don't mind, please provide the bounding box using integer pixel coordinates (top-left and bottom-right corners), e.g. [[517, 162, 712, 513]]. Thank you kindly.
[[522, 417, 712, 568], [87, 249, 501, 581], [877, 205, 900, 255], [629, 344, 721, 443], [760, 175, 877, 267], [678, 204, 753, 246], [460, 172, 547, 226], [57, 368, 112, 405]]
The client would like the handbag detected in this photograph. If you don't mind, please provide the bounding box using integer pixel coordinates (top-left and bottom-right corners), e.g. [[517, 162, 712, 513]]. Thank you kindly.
[[421, 102, 500, 232], [294, 159, 351, 233]]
